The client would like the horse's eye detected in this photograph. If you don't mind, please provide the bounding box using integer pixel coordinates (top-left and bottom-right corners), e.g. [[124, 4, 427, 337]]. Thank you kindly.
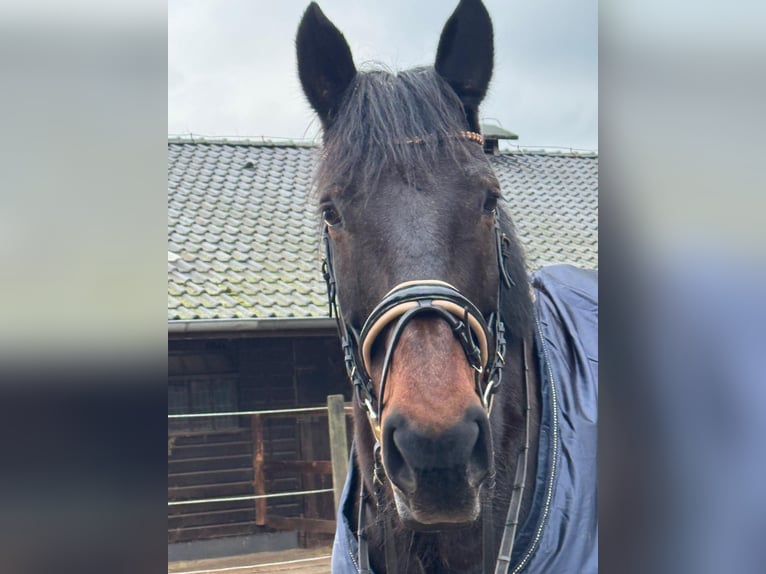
[[483, 193, 499, 215], [322, 205, 342, 227]]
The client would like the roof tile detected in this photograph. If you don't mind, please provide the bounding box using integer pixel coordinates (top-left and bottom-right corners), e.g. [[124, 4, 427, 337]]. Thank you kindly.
[[168, 141, 597, 321]]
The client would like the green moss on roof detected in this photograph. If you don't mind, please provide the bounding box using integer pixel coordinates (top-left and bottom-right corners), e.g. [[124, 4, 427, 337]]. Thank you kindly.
[[168, 141, 597, 321]]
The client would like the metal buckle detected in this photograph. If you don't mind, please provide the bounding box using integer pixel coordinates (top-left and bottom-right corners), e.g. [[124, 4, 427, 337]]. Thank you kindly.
[[373, 442, 385, 486], [365, 398, 382, 442], [482, 378, 497, 409]]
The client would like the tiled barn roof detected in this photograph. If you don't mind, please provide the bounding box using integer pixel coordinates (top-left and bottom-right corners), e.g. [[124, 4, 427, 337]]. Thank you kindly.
[[168, 139, 597, 321]]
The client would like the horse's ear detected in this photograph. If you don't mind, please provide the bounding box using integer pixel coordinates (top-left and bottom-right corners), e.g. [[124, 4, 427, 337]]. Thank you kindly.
[[296, 2, 357, 129], [435, 0, 494, 132]]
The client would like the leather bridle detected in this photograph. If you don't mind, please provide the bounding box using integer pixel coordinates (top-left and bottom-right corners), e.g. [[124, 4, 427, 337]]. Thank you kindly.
[[321, 221, 512, 441]]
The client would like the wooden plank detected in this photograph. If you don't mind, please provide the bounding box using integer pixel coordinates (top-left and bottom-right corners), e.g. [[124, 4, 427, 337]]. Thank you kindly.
[[169, 454, 252, 473], [263, 460, 332, 474], [251, 413, 267, 526], [327, 394, 349, 514], [298, 418, 317, 548], [168, 498, 252, 516], [169, 429, 250, 442], [268, 438, 302, 457], [168, 507, 254, 528], [168, 521, 260, 544], [168, 467, 253, 488], [169, 441, 252, 460], [168, 480, 254, 500], [266, 516, 337, 535]]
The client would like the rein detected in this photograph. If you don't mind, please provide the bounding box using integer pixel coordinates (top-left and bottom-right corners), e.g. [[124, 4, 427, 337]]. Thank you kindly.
[[319, 131, 530, 573]]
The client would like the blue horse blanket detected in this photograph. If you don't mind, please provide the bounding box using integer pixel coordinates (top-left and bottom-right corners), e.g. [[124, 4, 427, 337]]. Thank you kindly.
[[332, 264, 598, 573]]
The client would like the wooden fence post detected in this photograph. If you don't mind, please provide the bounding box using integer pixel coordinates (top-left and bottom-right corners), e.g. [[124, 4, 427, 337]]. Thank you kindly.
[[251, 413, 267, 526], [327, 394, 349, 514]]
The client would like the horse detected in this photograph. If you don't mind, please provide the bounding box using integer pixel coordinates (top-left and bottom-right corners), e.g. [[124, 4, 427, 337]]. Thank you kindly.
[[295, 1, 598, 572]]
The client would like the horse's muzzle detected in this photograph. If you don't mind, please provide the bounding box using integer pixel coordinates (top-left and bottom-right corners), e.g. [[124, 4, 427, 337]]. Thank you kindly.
[[381, 405, 492, 525]]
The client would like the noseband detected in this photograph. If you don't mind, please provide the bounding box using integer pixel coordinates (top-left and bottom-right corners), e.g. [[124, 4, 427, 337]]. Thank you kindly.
[[321, 222, 512, 440]]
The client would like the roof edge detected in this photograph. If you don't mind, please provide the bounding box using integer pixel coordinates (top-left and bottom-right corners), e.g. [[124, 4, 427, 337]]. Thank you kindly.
[[497, 148, 598, 158], [168, 317, 336, 335], [168, 135, 319, 148], [167, 136, 597, 157]]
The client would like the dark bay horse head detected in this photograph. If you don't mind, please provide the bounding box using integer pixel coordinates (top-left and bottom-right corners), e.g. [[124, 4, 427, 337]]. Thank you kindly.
[[297, 0, 533, 528]]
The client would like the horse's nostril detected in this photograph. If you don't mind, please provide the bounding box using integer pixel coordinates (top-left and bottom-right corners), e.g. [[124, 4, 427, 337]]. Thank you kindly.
[[382, 407, 492, 492], [382, 414, 417, 494], [467, 408, 492, 487]]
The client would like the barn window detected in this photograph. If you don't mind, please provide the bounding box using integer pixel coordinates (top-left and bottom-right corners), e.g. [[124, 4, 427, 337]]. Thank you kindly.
[[168, 375, 239, 433], [168, 340, 240, 434]]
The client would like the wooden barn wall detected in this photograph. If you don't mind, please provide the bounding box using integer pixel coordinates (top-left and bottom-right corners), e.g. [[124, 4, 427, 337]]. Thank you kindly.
[[168, 334, 350, 544]]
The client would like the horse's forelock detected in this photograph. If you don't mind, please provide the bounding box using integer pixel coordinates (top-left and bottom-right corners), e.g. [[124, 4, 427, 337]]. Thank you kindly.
[[315, 67, 479, 195]]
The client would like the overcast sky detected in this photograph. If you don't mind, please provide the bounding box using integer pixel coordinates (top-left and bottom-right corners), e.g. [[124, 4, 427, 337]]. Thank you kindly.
[[169, 0, 597, 151]]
